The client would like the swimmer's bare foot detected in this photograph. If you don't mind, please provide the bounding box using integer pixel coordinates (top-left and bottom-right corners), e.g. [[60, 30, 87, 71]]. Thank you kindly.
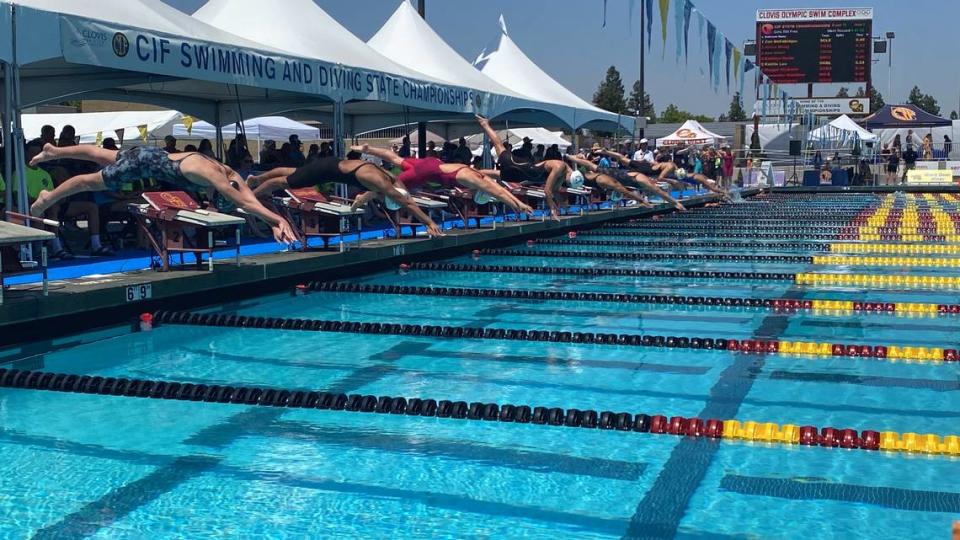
[[30, 190, 52, 217], [30, 143, 57, 167], [350, 144, 369, 154]]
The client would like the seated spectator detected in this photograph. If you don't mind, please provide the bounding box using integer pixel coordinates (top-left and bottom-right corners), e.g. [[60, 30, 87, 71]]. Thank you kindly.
[[163, 135, 179, 153], [454, 137, 472, 164], [102, 138, 119, 151], [260, 140, 280, 167], [544, 144, 562, 161], [398, 136, 411, 158], [533, 144, 545, 163], [425, 140, 439, 158], [198, 139, 216, 159], [279, 142, 293, 166], [306, 143, 320, 162], [440, 141, 457, 163], [226, 135, 251, 169], [512, 137, 533, 163], [184, 144, 198, 153], [287, 135, 306, 167], [319, 141, 334, 157]]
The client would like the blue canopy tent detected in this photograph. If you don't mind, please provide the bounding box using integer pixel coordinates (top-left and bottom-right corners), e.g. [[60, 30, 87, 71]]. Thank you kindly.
[[864, 104, 951, 129]]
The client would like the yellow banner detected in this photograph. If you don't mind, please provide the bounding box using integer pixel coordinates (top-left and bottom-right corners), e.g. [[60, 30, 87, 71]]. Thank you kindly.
[[907, 169, 954, 185]]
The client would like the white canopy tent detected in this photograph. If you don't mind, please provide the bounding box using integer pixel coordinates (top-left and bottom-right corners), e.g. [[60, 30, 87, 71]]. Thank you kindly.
[[22, 110, 182, 144], [173, 116, 320, 142], [657, 120, 726, 146], [473, 16, 629, 132], [367, 1, 573, 131], [465, 127, 571, 151], [808, 114, 877, 144]]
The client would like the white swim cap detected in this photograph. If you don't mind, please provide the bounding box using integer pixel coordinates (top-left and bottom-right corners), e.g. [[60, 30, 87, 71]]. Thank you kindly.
[[474, 191, 493, 205], [568, 170, 585, 189], [675, 168, 687, 180], [385, 187, 409, 211]]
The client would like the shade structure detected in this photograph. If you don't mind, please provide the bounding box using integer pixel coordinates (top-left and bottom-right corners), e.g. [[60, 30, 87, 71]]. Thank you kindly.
[[658, 120, 726, 146], [173, 116, 320, 142], [808, 114, 877, 143], [0, 4, 10, 63], [367, 1, 572, 129], [473, 15, 630, 132], [22, 109, 182, 143], [464, 127, 571, 150], [864, 104, 952, 129]]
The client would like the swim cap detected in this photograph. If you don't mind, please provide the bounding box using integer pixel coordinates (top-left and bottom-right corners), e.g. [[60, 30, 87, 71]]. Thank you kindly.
[[385, 188, 409, 211], [609, 190, 623, 202], [675, 168, 687, 180], [568, 170, 585, 189], [474, 190, 494, 205]]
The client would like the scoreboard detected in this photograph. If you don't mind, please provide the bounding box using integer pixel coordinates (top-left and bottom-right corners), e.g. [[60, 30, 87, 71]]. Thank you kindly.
[[756, 8, 873, 84]]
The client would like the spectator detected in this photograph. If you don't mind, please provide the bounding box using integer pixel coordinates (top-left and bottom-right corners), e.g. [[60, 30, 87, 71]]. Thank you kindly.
[[398, 135, 411, 158], [945, 135, 953, 157], [906, 129, 920, 150], [198, 139, 216, 159], [319, 141, 334, 157], [892, 134, 902, 154], [236, 155, 255, 180], [544, 144, 562, 161], [454, 137, 472, 164], [279, 143, 292, 166], [512, 137, 533, 163], [532, 144, 545, 163], [922, 135, 933, 160], [672, 144, 691, 171], [226, 134, 251, 169], [425, 140, 439, 158], [883, 144, 898, 185], [184, 144, 198, 152], [162, 135, 178, 153], [720, 146, 734, 186], [260, 140, 280, 167], [287, 135, 306, 167], [902, 145, 918, 183], [40, 124, 56, 146], [632, 139, 654, 163], [307, 143, 320, 162], [102, 138, 118, 151]]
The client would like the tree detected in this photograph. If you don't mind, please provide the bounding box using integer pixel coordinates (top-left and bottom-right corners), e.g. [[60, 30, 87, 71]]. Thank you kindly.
[[592, 66, 627, 114], [855, 86, 885, 113], [626, 80, 656, 122], [950, 111, 958, 120], [836, 86, 850, 98], [725, 92, 747, 122], [907, 85, 940, 115], [660, 104, 714, 123]]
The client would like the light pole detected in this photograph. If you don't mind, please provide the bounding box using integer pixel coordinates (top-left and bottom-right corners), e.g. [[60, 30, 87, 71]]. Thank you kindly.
[[886, 32, 895, 102]]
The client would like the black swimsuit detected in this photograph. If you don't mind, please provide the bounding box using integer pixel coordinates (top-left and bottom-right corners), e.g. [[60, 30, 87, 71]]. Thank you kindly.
[[627, 160, 656, 176], [286, 157, 378, 189], [498, 150, 548, 183]]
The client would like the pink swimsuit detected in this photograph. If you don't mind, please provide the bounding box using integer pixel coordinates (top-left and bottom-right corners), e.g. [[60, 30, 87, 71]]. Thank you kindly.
[[397, 158, 463, 190]]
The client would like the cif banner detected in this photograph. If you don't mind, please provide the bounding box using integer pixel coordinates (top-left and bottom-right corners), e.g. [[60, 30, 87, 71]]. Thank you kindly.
[[907, 169, 954, 185], [765, 98, 870, 117], [59, 16, 486, 115]]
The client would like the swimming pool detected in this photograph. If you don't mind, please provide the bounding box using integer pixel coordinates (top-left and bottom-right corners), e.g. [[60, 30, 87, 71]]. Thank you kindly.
[[2, 192, 959, 538]]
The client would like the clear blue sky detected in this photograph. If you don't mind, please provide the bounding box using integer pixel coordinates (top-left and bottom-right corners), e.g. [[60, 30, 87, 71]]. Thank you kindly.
[[162, 0, 959, 118]]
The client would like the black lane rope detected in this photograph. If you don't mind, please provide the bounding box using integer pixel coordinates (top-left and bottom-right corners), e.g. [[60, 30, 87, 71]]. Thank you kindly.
[[405, 262, 796, 281], [478, 248, 813, 264], [578, 230, 843, 240], [0, 367, 698, 435], [532, 239, 830, 251], [603, 224, 858, 233]]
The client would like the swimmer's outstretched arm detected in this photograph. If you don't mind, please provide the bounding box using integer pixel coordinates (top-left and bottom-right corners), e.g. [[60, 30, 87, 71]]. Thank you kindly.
[[351, 145, 404, 168], [248, 167, 296, 189], [206, 171, 296, 244], [564, 154, 599, 172], [252, 177, 291, 198], [598, 149, 632, 167]]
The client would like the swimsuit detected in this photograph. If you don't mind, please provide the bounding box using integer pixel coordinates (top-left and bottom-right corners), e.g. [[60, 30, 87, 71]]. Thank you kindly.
[[498, 150, 547, 183], [598, 167, 634, 184], [101, 146, 197, 191], [397, 157, 463, 190], [627, 160, 656, 176], [286, 157, 377, 190]]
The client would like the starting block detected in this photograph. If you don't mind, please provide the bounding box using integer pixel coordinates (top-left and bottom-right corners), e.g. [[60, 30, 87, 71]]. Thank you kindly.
[[128, 191, 244, 272], [384, 193, 449, 238], [0, 213, 56, 304], [442, 188, 502, 229], [279, 188, 364, 251]]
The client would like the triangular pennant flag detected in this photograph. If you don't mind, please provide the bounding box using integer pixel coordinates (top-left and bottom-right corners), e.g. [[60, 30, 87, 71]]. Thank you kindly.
[[645, 0, 654, 47], [95, 132, 102, 146], [602, 0, 608, 27], [658, 0, 670, 56], [724, 39, 733, 92], [712, 28, 722, 90], [114, 128, 125, 145], [682, 0, 692, 64], [706, 22, 716, 89], [138, 125, 148, 142], [673, 0, 684, 63], [182, 116, 194, 136], [733, 48, 741, 84], [696, 9, 704, 50], [744, 59, 755, 72]]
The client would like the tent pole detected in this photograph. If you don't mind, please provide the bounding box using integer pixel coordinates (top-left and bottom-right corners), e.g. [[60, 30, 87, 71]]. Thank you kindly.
[[3, 61, 12, 213], [416, 0, 427, 159], [214, 105, 223, 161], [10, 6, 26, 218], [482, 134, 492, 169]]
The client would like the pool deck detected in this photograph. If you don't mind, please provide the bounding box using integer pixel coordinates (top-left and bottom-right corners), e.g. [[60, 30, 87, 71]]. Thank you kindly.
[[1, 192, 733, 343]]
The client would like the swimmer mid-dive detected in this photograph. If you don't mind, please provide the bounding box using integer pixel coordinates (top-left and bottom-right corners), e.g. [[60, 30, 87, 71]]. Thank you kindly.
[[28, 143, 296, 243], [600, 148, 730, 200], [563, 153, 687, 212], [248, 153, 443, 237], [348, 144, 534, 215], [474, 115, 583, 220]]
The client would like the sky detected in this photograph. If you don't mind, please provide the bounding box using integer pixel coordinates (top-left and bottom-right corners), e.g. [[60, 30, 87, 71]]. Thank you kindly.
[[162, 0, 960, 119]]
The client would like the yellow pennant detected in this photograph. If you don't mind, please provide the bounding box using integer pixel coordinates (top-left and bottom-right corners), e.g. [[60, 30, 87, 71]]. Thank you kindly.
[[182, 116, 194, 136], [138, 124, 148, 141], [95, 131, 103, 146]]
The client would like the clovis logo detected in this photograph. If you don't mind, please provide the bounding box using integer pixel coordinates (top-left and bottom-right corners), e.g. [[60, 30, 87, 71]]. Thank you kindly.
[[891, 107, 916, 122], [112, 32, 130, 58]]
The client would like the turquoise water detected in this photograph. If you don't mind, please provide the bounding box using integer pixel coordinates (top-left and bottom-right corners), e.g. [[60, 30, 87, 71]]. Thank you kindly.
[[2, 194, 960, 538]]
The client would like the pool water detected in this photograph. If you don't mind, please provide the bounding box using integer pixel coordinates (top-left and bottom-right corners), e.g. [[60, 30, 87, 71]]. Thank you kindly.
[[2, 192, 960, 539]]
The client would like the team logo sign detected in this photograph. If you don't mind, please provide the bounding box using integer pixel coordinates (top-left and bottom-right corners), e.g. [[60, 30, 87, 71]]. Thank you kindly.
[[891, 107, 916, 121], [676, 128, 697, 139], [112, 32, 129, 57]]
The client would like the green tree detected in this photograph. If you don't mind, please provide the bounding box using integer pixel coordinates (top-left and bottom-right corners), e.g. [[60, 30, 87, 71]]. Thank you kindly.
[[660, 104, 714, 123], [592, 66, 627, 114], [907, 85, 940, 115], [725, 92, 747, 122], [836, 86, 850, 98], [950, 111, 958, 120], [855, 86, 885, 113], [626, 80, 656, 122]]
